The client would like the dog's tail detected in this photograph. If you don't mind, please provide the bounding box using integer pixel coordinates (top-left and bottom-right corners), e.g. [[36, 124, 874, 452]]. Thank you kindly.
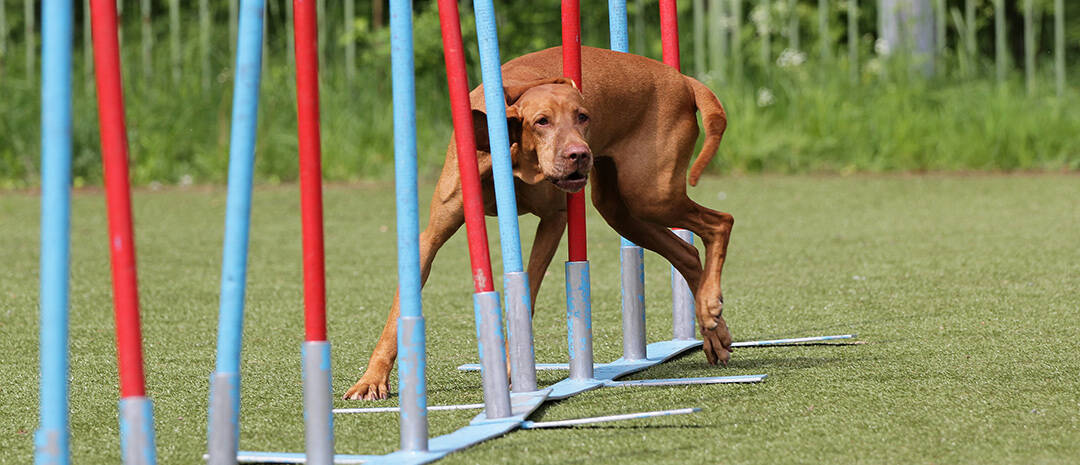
[[686, 76, 727, 186]]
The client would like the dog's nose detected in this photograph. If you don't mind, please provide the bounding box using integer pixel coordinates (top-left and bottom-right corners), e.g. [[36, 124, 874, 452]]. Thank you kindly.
[[564, 144, 591, 162]]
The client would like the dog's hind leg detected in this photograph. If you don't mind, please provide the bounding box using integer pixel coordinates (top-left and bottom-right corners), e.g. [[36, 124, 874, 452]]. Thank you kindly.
[[616, 181, 734, 365], [589, 158, 706, 313], [593, 149, 735, 365], [344, 162, 466, 401], [665, 199, 734, 366]]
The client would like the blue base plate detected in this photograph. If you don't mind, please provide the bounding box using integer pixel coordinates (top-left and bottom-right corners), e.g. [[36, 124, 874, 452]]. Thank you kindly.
[[233, 389, 551, 464], [457, 334, 858, 373], [546, 339, 702, 399], [228, 333, 853, 463]]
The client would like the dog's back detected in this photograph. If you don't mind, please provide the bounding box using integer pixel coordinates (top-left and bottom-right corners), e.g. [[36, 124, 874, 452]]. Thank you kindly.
[[482, 46, 726, 182]]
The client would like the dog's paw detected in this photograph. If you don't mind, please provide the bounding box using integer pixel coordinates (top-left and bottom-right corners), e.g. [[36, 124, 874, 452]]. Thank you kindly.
[[698, 296, 732, 366], [701, 324, 732, 366], [343, 373, 390, 400]]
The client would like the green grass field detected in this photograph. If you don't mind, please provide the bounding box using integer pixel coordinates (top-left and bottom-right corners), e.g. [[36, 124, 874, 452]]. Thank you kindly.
[[2, 174, 1078, 464]]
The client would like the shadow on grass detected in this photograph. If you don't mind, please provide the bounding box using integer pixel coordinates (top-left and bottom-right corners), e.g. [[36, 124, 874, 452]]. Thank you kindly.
[[408, 341, 865, 404], [742, 314, 907, 339], [728, 355, 844, 371], [560, 439, 698, 465], [635, 342, 857, 373]]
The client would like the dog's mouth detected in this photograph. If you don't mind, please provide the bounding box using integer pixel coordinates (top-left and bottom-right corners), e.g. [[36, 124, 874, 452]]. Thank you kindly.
[[550, 171, 588, 192]]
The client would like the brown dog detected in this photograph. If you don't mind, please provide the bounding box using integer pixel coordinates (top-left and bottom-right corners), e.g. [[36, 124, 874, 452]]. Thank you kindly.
[[345, 46, 733, 400]]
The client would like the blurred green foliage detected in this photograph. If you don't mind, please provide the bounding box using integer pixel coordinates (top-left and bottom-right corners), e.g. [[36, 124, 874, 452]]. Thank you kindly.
[[0, 0, 1077, 187]]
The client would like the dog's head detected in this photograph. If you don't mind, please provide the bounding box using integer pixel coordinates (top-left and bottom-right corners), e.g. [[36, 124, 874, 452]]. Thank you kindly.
[[473, 77, 592, 193]]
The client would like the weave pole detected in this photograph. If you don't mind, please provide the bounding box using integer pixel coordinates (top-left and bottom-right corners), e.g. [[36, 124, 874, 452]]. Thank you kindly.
[[390, 0, 432, 449], [89, 0, 158, 463], [671, 229, 696, 339], [440, 0, 522, 407], [607, 0, 648, 362], [658, 0, 698, 341], [472, 0, 531, 404], [290, 0, 334, 462], [207, 0, 265, 463], [561, 0, 596, 383], [36, 0, 73, 463], [660, 0, 681, 69], [562, 0, 586, 261]]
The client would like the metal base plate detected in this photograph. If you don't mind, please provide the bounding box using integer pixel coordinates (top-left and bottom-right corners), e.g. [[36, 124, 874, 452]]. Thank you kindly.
[[225, 334, 852, 463], [546, 339, 702, 399], [457, 334, 859, 373], [232, 390, 551, 465]]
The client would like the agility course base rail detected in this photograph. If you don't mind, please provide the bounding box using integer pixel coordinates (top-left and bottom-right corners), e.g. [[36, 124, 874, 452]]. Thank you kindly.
[[228, 389, 551, 465], [457, 334, 859, 373]]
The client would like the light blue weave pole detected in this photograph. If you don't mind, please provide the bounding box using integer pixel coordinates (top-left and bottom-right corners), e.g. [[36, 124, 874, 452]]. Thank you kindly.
[[472, 0, 537, 393], [207, 1, 265, 463], [609, 0, 629, 52], [390, 0, 430, 451], [36, 1, 73, 463], [608, 1, 648, 361], [472, 0, 523, 274], [671, 229, 696, 340]]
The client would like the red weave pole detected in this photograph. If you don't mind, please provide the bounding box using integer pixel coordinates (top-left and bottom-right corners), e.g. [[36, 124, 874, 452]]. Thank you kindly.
[[659, 0, 686, 234], [437, 0, 496, 293], [561, 0, 588, 262], [293, 0, 328, 342], [90, 0, 146, 399], [659, 0, 681, 69]]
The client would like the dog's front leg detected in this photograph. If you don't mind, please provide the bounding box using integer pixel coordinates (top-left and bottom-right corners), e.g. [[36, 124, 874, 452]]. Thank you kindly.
[[344, 290, 404, 400], [344, 164, 466, 400], [525, 211, 567, 312]]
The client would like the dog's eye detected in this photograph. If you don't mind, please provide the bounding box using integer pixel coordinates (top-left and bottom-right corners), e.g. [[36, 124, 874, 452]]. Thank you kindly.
[[577, 113, 589, 123], [535, 117, 549, 127]]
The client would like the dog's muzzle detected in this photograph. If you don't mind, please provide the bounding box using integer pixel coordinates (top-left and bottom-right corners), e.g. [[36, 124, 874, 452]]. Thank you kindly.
[[550, 171, 589, 192], [549, 144, 591, 192]]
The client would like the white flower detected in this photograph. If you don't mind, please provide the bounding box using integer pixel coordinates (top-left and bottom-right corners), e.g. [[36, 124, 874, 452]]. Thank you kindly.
[[756, 87, 775, 107], [874, 38, 891, 56], [776, 48, 807, 68], [750, 6, 770, 35]]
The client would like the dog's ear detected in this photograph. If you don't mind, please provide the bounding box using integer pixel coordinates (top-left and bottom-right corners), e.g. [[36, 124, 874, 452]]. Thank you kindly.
[[472, 109, 491, 153], [503, 77, 576, 106], [471, 107, 542, 183], [510, 141, 544, 184], [471, 107, 523, 153], [505, 106, 543, 183]]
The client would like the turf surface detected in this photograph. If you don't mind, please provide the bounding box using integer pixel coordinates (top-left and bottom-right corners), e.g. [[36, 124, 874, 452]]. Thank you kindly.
[[2, 174, 1078, 464]]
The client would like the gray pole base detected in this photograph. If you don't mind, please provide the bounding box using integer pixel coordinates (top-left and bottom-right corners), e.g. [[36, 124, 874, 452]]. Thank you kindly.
[[473, 291, 512, 419], [207, 372, 239, 465], [565, 261, 594, 381], [397, 316, 429, 452], [301, 341, 335, 463], [119, 396, 157, 465], [620, 244, 647, 361], [671, 229, 696, 341], [504, 271, 537, 393]]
